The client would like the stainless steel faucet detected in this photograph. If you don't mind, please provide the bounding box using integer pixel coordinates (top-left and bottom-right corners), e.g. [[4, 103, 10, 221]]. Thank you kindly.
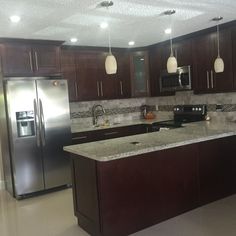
[[92, 104, 105, 126]]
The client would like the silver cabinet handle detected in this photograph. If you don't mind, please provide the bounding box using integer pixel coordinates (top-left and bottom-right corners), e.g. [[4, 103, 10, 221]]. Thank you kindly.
[[29, 52, 33, 71], [211, 70, 214, 89], [34, 52, 39, 71], [120, 81, 123, 96], [100, 81, 103, 97], [97, 81, 100, 97], [104, 131, 119, 136], [206, 71, 210, 89], [39, 99, 46, 146], [75, 81, 78, 98], [33, 99, 40, 147], [72, 136, 87, 140]]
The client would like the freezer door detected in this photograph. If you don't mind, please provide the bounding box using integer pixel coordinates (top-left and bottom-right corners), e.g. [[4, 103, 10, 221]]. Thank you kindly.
[[5, 79, 44, 196], [36, 79, 71, 189]]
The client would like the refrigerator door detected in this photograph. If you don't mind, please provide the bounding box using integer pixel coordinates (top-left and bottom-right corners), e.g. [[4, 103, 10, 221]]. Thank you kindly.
[[36, 79, 71, 189], [5, 79, 44, 196]]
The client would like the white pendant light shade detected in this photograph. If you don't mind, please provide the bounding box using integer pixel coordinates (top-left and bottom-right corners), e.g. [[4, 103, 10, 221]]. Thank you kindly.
[[105, 53, 117, 74], [167, 55, 178, 73], [214, 56, 224, 73]]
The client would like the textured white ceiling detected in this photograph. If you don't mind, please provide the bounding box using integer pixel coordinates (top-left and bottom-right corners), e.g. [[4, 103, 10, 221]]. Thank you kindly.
[[0, 0, 235, 47]]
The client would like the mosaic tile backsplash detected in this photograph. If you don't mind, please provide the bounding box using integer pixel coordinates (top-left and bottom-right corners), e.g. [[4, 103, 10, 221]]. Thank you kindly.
[[70, 90, 236, 125]]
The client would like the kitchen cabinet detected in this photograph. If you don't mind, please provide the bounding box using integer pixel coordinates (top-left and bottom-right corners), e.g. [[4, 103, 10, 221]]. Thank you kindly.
[[149, 38, 192, 97], [61, 49, 77, 102], [192, 28, 233, 93], [69, 135, 236, 236], [72, 124, 149, 144], [198, 136, 236, 205], [114, 51, 131, 98], [70, 143, 199, 236], [75, 50, 125, 101], [1, 42, 61, 76], [130, 51, 150, 97]]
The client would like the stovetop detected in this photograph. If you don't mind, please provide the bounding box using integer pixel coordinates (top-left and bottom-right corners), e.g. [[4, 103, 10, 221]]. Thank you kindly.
[[150, 105, 207, 131]]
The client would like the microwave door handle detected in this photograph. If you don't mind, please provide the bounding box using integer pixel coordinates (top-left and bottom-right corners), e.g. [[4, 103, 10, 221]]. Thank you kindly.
[[178, 72, 183, 87]]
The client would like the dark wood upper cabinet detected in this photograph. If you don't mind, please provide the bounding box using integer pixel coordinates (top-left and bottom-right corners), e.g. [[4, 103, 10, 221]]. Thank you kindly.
[[1, 42, 61, 76], [61, 49, 78, 102], [130, 51, 150, 97], [76, 51, 102, 101], [33, 45, 60, 75], [192, 28, 233, 93], [148, 38, 192, 97], [1, 43, 34, 76], [114, 51, 131, 99]]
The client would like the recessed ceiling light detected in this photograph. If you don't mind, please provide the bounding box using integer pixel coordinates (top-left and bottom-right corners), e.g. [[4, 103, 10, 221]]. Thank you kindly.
[[165, 28, 172, 34], [128, 41, 135, 46], [70, 38, 78, 43], [100, 22, 108, 29], [10, 15, 21, 23]]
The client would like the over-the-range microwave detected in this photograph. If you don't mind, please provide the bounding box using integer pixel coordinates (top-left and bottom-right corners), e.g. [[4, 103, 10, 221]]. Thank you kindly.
[[160, 65, 191, 92]]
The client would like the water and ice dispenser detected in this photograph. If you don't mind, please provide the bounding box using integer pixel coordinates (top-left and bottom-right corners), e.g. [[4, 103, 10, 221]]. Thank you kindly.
[[16, 111, 35, 137]]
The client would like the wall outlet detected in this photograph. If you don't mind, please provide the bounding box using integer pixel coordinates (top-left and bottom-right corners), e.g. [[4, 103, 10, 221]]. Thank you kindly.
[[156, 105, 159, 111]]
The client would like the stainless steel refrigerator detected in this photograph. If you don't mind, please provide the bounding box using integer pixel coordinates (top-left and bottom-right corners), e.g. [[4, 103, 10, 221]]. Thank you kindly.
[[1, 77, 71, 198]]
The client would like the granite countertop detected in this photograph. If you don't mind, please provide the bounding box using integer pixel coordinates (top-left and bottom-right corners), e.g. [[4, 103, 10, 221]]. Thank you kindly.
[[71, 118, 168, 133], [64, 121, 236, 162]]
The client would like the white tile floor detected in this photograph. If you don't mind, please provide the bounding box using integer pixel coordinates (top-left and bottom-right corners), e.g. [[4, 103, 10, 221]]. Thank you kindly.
[[0, 189, 236, 236]]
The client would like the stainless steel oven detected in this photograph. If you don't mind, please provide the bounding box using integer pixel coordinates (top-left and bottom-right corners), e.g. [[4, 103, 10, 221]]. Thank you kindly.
[[160, 65, 191, 92]]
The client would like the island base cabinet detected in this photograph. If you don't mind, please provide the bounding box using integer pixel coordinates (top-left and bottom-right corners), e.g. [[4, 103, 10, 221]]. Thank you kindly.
[[70, 136, 236, 236], [71, 144, 199, 236]]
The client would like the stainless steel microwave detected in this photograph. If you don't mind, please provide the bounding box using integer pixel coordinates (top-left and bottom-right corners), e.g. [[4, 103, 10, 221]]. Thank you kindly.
[[160, 65, 191, 92]]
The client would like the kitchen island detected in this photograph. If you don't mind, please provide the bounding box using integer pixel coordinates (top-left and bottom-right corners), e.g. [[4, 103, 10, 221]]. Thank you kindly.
[[64, 121, 236, 236]]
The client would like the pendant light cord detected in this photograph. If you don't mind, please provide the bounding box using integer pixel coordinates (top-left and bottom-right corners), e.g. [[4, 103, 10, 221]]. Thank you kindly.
[[169, 14, 173, 56], [217, 24, 220, 57], [108, 26, 111, 54]]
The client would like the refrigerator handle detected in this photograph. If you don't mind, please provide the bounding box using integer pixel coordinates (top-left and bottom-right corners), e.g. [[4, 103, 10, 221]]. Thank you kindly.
[[33, 99, 40, 147], [39, 99, 46, 146]]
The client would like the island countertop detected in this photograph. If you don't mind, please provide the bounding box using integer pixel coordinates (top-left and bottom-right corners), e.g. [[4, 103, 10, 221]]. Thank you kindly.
[[64, 121, 236, 162]]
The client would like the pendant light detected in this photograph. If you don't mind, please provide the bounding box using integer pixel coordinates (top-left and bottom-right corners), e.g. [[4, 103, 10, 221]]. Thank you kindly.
[[213, 17, 224, 73], [101, 1, 117, 75], [164, 10, 177, 73]]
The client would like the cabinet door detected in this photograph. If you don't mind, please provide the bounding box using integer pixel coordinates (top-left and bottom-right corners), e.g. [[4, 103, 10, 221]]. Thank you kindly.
[[173, 38, 193, 67], [76, 51, 101, 101], [149, 45, 175, 97], [212, 28, 234, 92], [193, 29, 233, 93], [192, 33, 213, 93], [115, 52, 131, 98], [61, 49, 78, 102], [198, 137, 234, 205], [130, 51, 150, 97], [101, 52, 118, 100], [33, 45, 61, 75], [1, 43, 34, 76]]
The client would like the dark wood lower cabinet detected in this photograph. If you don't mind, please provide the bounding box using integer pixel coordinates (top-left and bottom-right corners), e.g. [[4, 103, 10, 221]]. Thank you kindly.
[[70, 135, 236, 236]]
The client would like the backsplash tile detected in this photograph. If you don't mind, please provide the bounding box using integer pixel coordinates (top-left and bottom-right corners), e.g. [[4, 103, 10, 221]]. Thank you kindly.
[[70, 90, 236, 125]]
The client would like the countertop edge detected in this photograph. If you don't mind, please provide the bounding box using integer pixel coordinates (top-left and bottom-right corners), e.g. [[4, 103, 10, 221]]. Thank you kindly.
[[64, 130, 236, 162]]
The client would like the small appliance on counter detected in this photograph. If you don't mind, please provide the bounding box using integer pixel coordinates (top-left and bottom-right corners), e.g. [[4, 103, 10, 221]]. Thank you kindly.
[[140, 105, 155, 120]]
